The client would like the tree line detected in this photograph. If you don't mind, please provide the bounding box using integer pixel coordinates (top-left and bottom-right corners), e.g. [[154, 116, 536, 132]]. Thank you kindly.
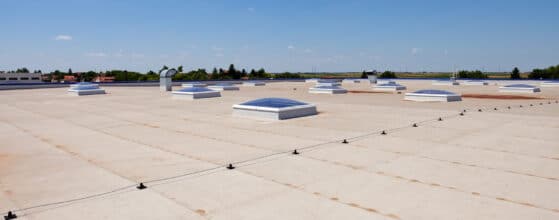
[[6, 64, 558, 81], [33, 64, 302, 82], [1, 67, 42, 73], [360, 70, 397, 79], [529, 65, 559, 79]]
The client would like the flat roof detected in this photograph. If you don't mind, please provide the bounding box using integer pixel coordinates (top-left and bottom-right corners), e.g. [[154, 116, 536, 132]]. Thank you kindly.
[[1, 80, 558, 219]]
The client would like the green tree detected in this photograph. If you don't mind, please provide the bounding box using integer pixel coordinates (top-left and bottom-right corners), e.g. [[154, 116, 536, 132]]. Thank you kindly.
[[105, 70, 143, 81], [248, 69, 256, 78], [147, 71, 159, 80], [189, 69, 209, 80], [249, 68, 270, 79], [210, 68, 219, 79], [528, 65, 559, 79], [16, 67, 30, 73], [52, 70, 64, 82], [83, 71, 98, 82], [511, 67, 521, 79], [360, 71, 368, 79], [458, 70, 487, 79], [177, 65, 183, 73], [274, 72, 302, 79], [159, 65, 169, 73], [228, 64, 236, 73], [379, 71, 397, 79], [228, 64, 242, 79]]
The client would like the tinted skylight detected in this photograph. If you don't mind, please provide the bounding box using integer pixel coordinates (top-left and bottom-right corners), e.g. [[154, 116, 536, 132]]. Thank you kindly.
[[177, 87, 214, 92], [378, 82, 402, 86], [215, 83, 233, 86], [73, 82, 94, 85], [317, 79, 341, 83], [413, 89, 457, 95], [239, 98, 309, 108], [72, 85, 100, 90], [504, 84, 536, 88], [314, 86, 343, 89]]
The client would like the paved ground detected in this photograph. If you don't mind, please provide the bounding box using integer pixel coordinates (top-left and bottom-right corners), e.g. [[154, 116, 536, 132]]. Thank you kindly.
[[1, 80, 558, 220]]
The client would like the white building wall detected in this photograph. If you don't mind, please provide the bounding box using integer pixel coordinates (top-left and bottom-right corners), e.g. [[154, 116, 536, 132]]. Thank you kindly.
[[0, 73, 42, 84]]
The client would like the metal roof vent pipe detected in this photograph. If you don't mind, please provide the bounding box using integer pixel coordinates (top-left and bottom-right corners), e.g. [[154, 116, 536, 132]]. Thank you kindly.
[[160, 69, 178, 92]]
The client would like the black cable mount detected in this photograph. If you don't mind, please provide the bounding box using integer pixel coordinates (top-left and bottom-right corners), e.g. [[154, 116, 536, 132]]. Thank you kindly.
[[4, 211, 17, 220], [136, 183, 147, 190]]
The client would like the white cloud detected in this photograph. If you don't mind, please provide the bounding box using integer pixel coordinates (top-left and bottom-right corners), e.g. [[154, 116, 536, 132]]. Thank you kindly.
[[84, 52, 107, 57], [131, 53, 145, 58], [247, 7, 255, 12], [211, 46, 223, 51], [215, 53, 224, 57], [411, 47, 421, 55], [114, 49, 124, 57], [303, 49, 313, 53], [370, 55, 381, 61], [54, 35, 73, 41], [287, 45, 295, 50]]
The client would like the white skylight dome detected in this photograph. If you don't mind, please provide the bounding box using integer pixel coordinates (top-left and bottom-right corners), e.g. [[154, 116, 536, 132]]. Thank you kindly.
[[499, 84, 541, 93], [233, 98, 317, 120], [67, 83, 105, 96], [463, 80, 489, 85], [374, 82, 407, 92], [316, 79, 342, 87], [181, 82, 207, 88], [308, 85, 348, 94], [208, 83, 240, 91], [405, 89, 462, 102], [305, 78, 319, 83], [432, 79, 460, 86], [541, 81, 559, 87], [376, 79, 396, 84], [342, 78, 363, 83], [243, 81, 266, 86]]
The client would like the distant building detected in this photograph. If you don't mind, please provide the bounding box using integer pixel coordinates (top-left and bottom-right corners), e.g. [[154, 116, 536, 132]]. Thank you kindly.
[[93, 75, 115, 83], [0, 72, 42, 84], [63, 75, 77, 83]]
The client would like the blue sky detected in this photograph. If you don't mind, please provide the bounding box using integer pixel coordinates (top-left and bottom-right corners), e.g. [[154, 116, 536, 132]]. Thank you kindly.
[[1, 0, 558, 73]]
